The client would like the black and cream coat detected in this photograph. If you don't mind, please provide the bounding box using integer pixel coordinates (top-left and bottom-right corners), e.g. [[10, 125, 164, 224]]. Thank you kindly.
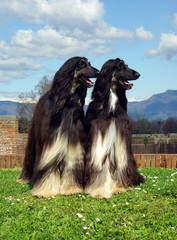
[[84, 58, 144, 198], [18, 57, 99, 198]]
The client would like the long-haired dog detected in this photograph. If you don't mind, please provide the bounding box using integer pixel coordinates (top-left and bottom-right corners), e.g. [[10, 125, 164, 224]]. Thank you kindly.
[[17, 57, 99, 198], [84, 58, 144, 198]]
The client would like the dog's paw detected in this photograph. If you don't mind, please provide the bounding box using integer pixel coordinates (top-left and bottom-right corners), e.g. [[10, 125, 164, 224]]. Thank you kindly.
[[112, 186, 132, 195], [92, 192, 112, 199], [60, 186, 83, 195], [31, 188, 58, 198], [16, 177, 30, 184], [85, 188, 112, 199], [31, 183, 59, 198]]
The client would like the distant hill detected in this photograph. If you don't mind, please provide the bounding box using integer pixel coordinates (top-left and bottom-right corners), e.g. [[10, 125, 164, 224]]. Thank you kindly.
[[128, 90, 177, 120], [1, 90, 177, 121], [0, 101, 18, 115]]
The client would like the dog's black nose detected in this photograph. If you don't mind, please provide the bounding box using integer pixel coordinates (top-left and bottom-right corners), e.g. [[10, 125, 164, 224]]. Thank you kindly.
[[94, 68, 100, 77], [134, 72, 140, 79], [96, 70, 100, 76]]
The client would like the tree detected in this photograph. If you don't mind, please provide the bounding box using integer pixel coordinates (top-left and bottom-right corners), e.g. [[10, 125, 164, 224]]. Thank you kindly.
[[35, 76, 51, 97], [17, 76, 52, 132], [162, 118, 177, 134], [131, 112, 150, 134], [17, 90, 37, 121], [150, 120, 162, 134]]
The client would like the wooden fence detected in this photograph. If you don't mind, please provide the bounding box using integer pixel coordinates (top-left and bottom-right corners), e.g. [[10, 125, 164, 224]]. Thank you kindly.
[[0, 154, 176, 169], [134, 154, 177, 168]]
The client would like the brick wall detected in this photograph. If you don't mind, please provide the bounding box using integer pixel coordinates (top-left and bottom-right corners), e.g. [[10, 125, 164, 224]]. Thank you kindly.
[[134, 154, 177, 168], [0, 116, 19, 155], [0, 116, 177, 168], [0, 154, 24, 168], [16, 133, 28, 155], [0, 154, 176, 169], [0, 116, 27, 168]]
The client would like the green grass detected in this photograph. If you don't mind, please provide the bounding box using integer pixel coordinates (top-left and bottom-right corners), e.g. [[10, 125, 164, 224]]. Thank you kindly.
[[0, 168, 177, 240]]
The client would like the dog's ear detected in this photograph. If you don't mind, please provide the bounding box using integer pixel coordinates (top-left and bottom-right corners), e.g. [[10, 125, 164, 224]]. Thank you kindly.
[[114, 58, 122, 69], [92, 58, 124, 99], [49, 57, 82, 104]]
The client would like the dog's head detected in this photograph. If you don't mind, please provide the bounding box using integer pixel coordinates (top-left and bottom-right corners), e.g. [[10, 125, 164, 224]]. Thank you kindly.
[[52, 57, 99, 92], [111, 58, 140, 91], [73, 57, 99, 88], [92, 58, 140, 100]]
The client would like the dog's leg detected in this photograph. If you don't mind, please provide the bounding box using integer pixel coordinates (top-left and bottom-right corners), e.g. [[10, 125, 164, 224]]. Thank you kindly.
[[31, 130, 68, 198], [110, 129, 133, 194], [85, 123, 120, 198], [60, 143, 84, 195], [31, 170, 61, 198], [84, 159, 114, 198], [85, 125, 132, 198], [84, 130, 115, 198]]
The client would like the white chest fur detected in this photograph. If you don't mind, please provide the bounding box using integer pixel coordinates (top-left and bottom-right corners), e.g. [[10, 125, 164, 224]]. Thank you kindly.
[[109, 90, 118, 112], [91, 121, 127, 171]]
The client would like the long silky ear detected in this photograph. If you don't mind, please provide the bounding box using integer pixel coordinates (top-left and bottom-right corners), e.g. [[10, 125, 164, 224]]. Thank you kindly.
[[50, 57, 81, 93], [92, 59, 118, 99], [76, 85, 87, 107], [51, 57, 81, 94], [48, 57, 82, 114]]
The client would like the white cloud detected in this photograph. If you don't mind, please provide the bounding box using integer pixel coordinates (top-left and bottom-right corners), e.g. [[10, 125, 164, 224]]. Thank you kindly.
[[0, 71, 26, 83], [0, 91, 20, 101], [0, 26, 100, 60], [1, 23, 133, 62], [95, 23, 133, 39], [128, 97, 149, 102], [89, 45, 113, 56], [135, 26, 154, 41], [0, 0, 105, 28], [0, 0, 150, 83], [147, 32, 177, 59], [0, 58, 41, 71]]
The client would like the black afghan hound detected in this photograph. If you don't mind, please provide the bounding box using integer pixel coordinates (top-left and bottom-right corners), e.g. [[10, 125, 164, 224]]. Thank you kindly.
[[17, 57, 99, 198], [84, 58, 144, 198]]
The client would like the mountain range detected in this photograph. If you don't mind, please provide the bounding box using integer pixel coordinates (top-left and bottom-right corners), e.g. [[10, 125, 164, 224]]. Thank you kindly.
[[0, 90, 177, 121], [128, 90, 177, 120], [0, 100, 18, 115]]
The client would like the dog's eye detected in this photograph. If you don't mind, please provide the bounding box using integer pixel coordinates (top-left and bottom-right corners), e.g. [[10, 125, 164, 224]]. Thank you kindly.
[[119, 63, 125, 70], [79, 59, 87, 67]]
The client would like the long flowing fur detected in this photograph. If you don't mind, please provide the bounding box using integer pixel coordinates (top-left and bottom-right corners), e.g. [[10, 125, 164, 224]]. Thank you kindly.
[[84, 58, 144, 198], [18, 57, 98, 197]]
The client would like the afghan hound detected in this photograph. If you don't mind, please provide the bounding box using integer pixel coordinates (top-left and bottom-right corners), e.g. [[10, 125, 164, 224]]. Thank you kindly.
[[17, 57, 99, 198], [84, 58, 144, 198]]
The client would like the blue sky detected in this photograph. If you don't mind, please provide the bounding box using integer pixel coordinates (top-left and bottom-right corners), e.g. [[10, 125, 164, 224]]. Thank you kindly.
[[0, 0, 177, 103]]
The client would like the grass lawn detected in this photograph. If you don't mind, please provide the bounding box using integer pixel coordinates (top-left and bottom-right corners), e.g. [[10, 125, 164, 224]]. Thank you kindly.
[[0, 168, 177, 240]]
